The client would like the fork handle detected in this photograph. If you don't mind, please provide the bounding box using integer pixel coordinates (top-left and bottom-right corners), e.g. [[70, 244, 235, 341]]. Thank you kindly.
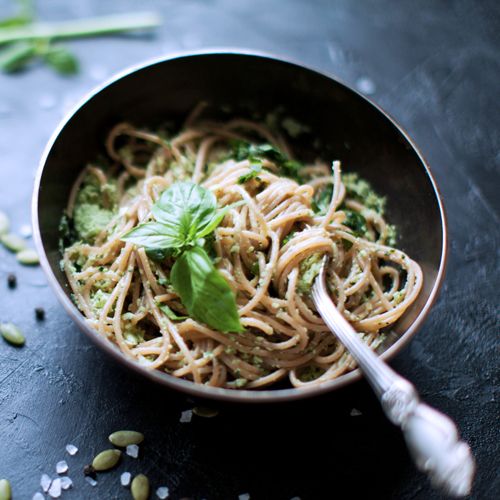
[[312, 285, 475, 497]]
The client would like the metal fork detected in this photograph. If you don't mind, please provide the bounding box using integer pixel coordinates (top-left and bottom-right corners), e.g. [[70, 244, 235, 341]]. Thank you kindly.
[[311, 257, 475, 497]]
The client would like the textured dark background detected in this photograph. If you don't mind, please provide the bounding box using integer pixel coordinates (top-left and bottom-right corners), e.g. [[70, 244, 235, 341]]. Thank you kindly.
[[0, 1, 499, 499]]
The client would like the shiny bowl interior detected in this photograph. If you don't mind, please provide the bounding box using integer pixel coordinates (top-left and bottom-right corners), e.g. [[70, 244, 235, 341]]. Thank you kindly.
[[33, 50, 447, 403]]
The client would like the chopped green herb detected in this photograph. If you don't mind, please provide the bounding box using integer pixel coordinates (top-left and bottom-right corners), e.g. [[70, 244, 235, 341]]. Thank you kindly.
[[342, 173, 386, 214], [297, 253, 323, 294], [237, 163, 262, 184], [157, 302, 188, 321], [343, 210, 368, 237]]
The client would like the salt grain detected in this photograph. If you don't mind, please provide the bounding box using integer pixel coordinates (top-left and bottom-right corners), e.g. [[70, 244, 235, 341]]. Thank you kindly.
[[56, 460, 68, 474], [126, 444, 139, 458], [121, 472, 132, 487], [40, 474, 52, 492], [33, 493, 45, 500], [239, 494, 250, 500], [85, 476, 97, 487], [156, 486, 170, 499], [65, 444, 78, 455], [60, 476, 73, 490], [180, 409, 192, 423], [355, 77, 376, 95], [20, 224, 32, 238], [48, 477, 62, 498], [350, 408, 362, 416]]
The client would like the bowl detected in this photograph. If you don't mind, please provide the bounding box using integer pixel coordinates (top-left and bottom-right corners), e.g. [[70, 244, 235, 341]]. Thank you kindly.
[[32, 49, 447, 403]]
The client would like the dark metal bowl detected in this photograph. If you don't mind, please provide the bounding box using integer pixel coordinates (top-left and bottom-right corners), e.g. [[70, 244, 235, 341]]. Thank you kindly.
[[32, 50, 447, 403]]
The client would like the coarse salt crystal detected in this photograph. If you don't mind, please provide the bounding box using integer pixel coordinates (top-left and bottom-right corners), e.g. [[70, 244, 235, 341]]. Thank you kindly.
[[238, 494, 250, 500], [56, 460, 68, 474], [65, 444, 78, 455], [121, 472, 132, 487], [156, 486, 170, 499], [180, 409, 192, 423], [33, 493, 45, 500], [85, 476, 97, 487], [60, 476, 73, 490], [40, 474, 52, 492], [48, 477, 62, 498], [126, 444, 139, 458], [350, 408, 362, 416], [20, 224, 32, 238]]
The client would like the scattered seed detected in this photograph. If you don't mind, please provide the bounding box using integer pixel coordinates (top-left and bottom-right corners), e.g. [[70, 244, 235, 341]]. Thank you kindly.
[[126, 444, 139, 458], [92, 449, 121, 471], [179, 409, 192, 423], [0, 322, 25, 346], [131, 474, 150, 500], [33, 493, 44, 500], [83, 464, 96, 478], [85, 476, 97, 487], [40, 473, 52, 492], [19, 224, 32, 238], [0, 211, 9, 235], [120, 471, 132, 487], [16, 248, 40, 266], [65, 444, 78, 456], [193, 406, 219, 418], [60, 476, 73, 490], [1, 233, 26, 253], [109, 430, 144, 447], [156, 486, 170, 499], [35, 307, 46, 320], [48, 477, 61, 498], [7, 274, 16, 288], [56, 460, 68, 474], [0, 479, 11, 500], [350, 408, 362, 416]]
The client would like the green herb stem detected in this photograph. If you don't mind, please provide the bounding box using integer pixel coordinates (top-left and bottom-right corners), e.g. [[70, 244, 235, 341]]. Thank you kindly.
[[0, 11, 162, 46]]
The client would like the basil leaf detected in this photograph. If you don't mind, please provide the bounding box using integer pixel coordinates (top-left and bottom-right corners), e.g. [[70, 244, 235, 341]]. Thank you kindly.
[[121, 222, 185, 251], [195, 200, 245, 239], [152, 182, 217, 245], [171, 246, 243, 333], [312, 185, 333, 215], [157, 302, 188, 321], [146, 247, 174, 262]]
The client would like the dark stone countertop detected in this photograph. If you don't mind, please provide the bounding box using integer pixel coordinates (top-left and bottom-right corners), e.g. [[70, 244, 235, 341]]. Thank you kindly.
[[0, 1, 498, 498]]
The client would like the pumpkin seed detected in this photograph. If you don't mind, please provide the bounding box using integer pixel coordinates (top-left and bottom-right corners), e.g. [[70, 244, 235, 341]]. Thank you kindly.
[[16, 248, 39, 265], [91, 449, 121, 471], [109, 430, 144, 447], [131, 474, 149, 500], [0, 212, 9, 235], [0, 479, 11, 500], [1, 233, 26, 253], [0, 323, 25, 346], [193, 406, 219, 418]]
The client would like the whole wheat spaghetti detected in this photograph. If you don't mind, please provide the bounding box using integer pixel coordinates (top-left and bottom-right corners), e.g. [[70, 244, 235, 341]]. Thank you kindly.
[[61, 112, 422, 389]]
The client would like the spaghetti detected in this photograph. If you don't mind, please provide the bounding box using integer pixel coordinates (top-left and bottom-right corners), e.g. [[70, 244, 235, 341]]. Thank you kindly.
[[61, 113, 423, 389]]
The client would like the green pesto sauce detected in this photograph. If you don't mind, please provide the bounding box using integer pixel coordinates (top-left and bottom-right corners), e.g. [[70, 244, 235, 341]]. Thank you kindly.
[[297, 253, 323, 294], [342, 172, 386, 215], [72, 175, 117, 243]]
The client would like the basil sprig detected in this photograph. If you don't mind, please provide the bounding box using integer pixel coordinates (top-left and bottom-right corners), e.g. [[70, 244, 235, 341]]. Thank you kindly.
[[122, 182, 243, 333]]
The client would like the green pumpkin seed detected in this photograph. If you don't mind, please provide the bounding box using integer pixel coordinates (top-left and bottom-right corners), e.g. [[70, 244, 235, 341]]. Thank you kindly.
[[131, 474, 149, 500], [193, 406, 219, 418], [16, 248, 39, 266], [91, 449, 121, 471], [1, 233, 26, 253], [0, 479, 11, 500], [109, 430, 144, 447], [0, 323, 25, 346], [0, 212, 9, 236]]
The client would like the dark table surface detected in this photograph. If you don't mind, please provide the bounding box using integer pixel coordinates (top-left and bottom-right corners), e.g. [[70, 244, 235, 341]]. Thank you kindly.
[[0, 1, 498, 499]]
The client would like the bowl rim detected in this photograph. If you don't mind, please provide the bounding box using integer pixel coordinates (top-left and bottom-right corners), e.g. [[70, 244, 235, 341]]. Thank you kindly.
[[32, 48, 448, 403]]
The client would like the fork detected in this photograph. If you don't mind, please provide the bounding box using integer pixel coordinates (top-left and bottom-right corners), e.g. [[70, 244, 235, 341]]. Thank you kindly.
[[311, 257, 475, 497]]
